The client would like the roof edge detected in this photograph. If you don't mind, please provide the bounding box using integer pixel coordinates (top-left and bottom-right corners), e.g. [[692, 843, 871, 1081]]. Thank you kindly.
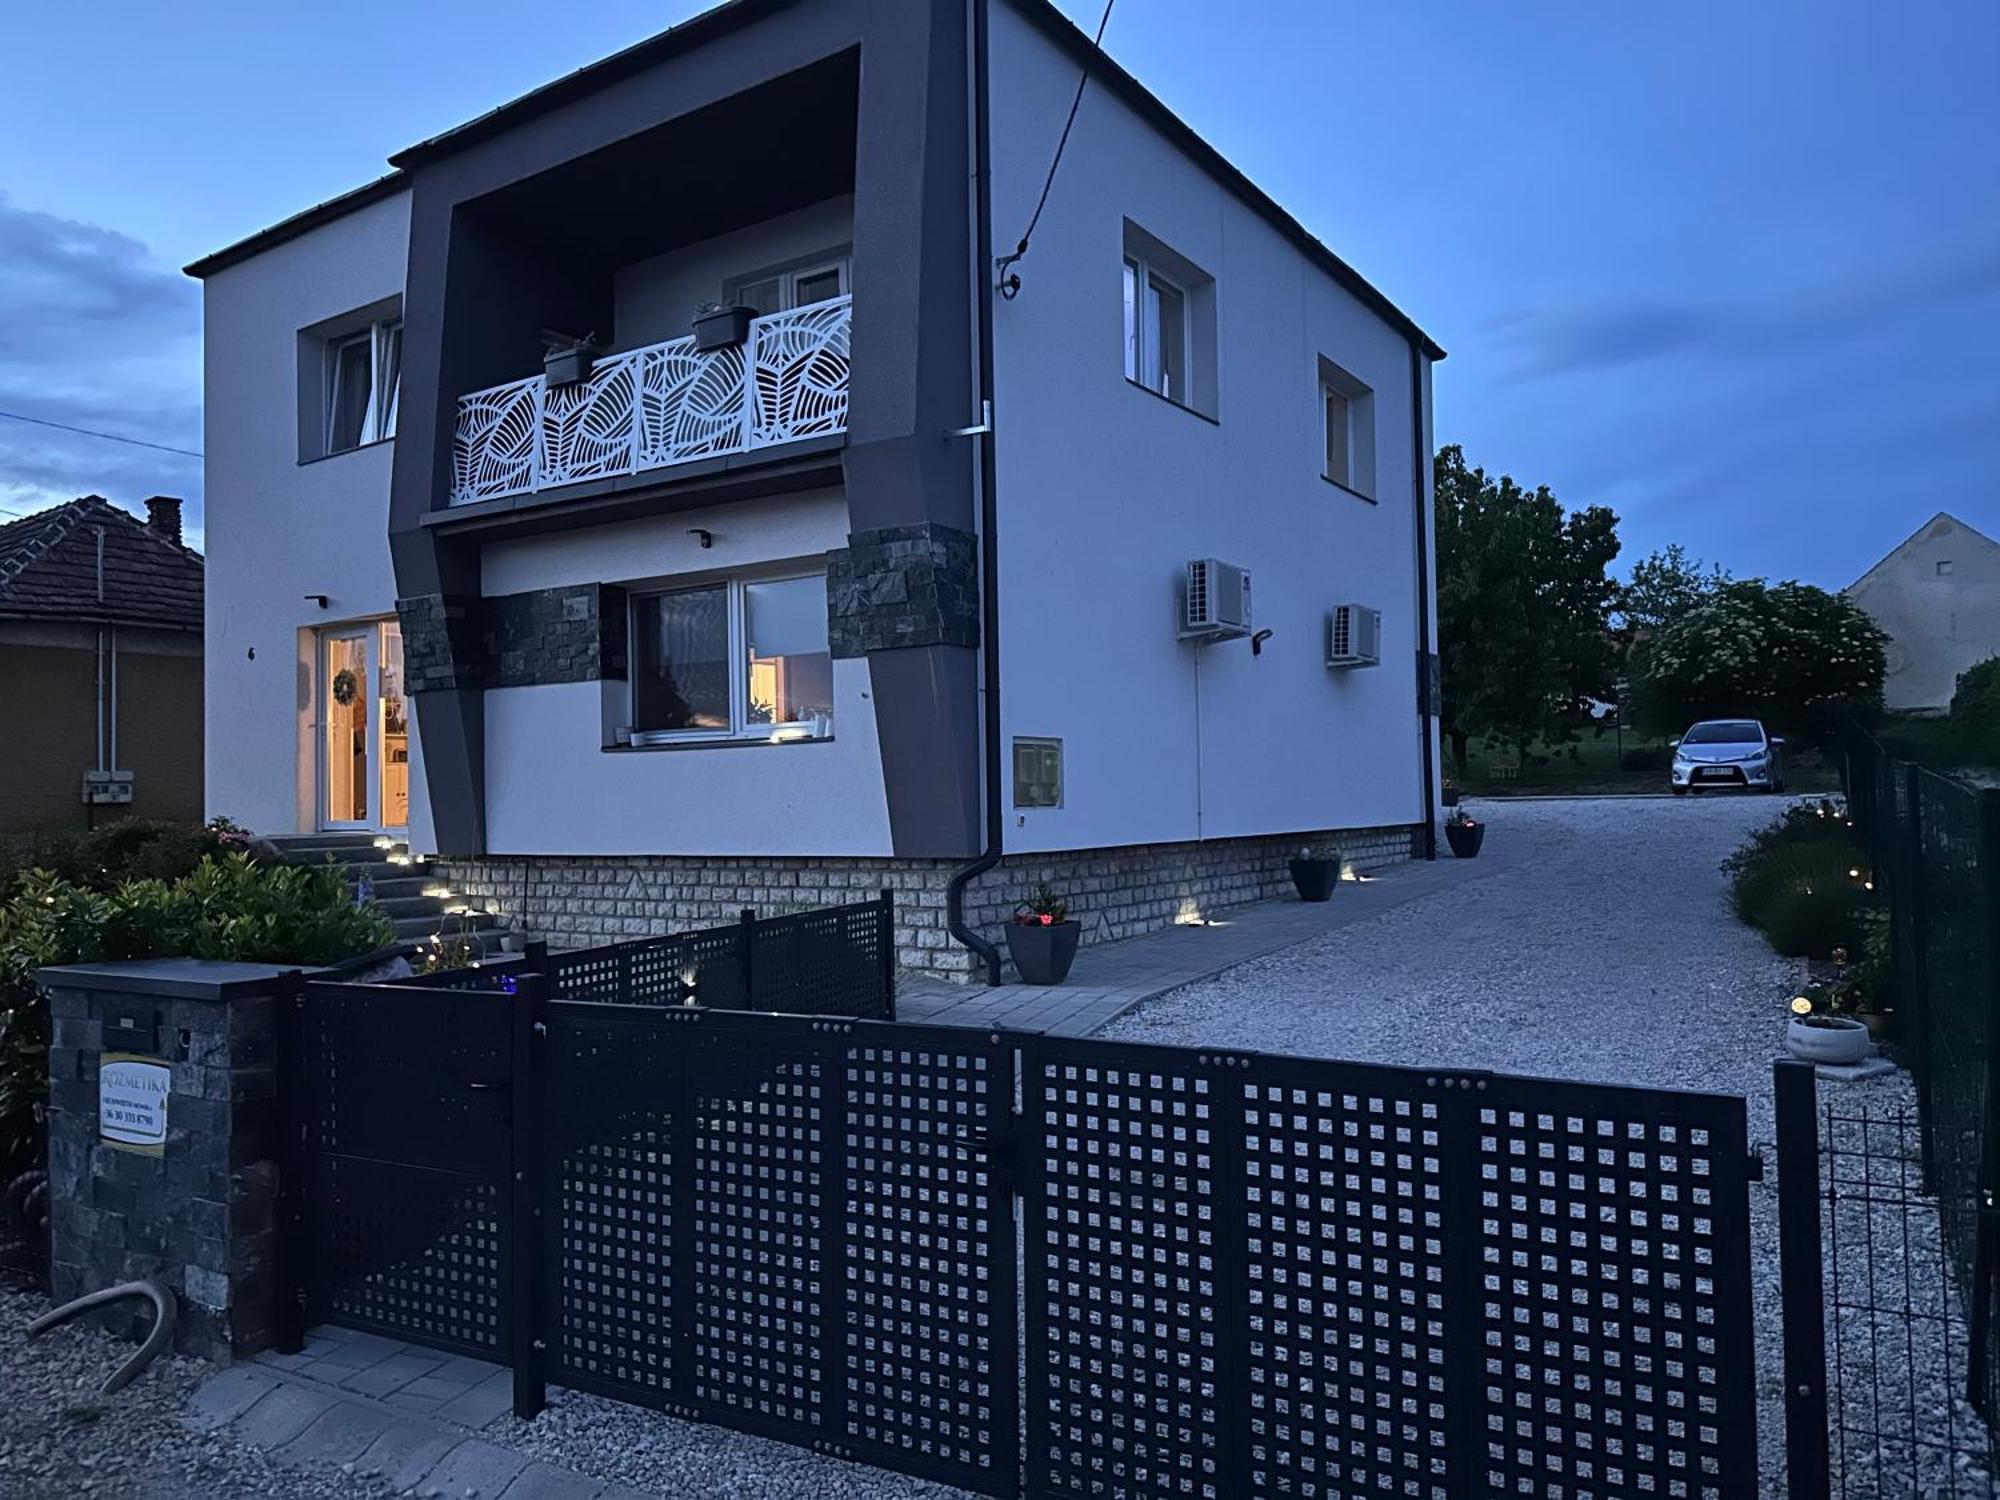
[[1006, 0, 1442, 360], [183, 170, 408, 280], [386, 0, 797, 171]]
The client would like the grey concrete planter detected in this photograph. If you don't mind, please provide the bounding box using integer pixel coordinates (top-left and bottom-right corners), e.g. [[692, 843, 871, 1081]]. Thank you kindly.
[[1786, 1015, 1872, 1067]]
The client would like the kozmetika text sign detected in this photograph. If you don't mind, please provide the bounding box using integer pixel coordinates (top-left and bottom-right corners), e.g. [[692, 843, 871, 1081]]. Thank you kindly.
[[99, 1053, 170, 1155]]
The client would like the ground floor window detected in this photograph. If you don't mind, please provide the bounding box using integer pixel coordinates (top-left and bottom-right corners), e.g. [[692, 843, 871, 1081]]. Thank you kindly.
[[631, 572, 832, 743]]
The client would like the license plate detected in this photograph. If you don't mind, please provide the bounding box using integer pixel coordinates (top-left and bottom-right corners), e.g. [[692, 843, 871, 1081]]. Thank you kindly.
[[1698, 767, 1735, 780]]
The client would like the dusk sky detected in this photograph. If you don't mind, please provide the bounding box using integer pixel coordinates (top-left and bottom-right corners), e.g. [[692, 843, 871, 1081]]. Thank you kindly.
[[1, 0, 1993, 586]]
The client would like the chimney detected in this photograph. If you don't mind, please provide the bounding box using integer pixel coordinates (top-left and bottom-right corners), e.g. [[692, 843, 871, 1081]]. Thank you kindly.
[[145, 496, 183, 546]]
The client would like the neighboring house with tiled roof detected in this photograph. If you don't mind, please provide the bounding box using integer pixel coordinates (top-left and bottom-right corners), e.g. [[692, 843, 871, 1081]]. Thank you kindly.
[[0, 495, 204, 832]]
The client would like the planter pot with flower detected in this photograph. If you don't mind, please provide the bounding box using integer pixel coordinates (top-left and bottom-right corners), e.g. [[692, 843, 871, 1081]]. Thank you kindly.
[[1785, 1013, 1872, 1067], [1005, 883, 1081, 986], [1289, 843, 1340, 903], [692, 301, 756, 352], [1444, 809, 1484, 858]]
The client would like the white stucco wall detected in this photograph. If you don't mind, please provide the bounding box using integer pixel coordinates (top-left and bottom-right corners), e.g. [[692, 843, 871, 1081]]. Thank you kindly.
[[987, 3, 1436, 855], [476, 491, 893, 856], [611, 195, 854, 350], [1847, 514, 2000, 714], [199, 189, 418, 837]]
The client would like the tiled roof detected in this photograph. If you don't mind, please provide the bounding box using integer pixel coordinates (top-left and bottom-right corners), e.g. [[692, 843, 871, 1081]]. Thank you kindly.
[[0, 496, 203, 631]]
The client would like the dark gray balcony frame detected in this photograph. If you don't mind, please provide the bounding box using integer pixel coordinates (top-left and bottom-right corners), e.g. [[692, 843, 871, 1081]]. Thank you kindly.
[[388, 0, 981, 861]]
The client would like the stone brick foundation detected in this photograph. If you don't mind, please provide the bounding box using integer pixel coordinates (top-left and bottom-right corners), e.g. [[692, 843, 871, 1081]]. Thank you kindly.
[[440, 824, 1420, 982]]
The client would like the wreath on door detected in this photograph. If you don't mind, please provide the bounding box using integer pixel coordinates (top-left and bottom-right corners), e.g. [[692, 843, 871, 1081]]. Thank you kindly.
[[332, 668, 360, 707]]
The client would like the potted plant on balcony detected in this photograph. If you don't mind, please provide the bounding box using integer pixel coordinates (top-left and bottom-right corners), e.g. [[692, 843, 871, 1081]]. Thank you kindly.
[[544, 332, 597, 387], [1005, 884, 1081, 986], [1288, 841, 1341, 903], [1444, 806, 1485, 858], [692, 299, 756, 353]]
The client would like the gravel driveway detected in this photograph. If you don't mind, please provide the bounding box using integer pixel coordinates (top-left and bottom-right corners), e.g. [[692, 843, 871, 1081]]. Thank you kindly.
[[1105, 793, 1989, 1498]]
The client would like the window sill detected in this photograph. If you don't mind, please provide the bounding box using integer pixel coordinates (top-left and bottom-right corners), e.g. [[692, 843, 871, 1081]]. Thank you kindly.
[[1124, 378, 1219, 426], [299, 436, 395, 467], [1320, 474, 1378, 504], [605, 732, 835, 754]]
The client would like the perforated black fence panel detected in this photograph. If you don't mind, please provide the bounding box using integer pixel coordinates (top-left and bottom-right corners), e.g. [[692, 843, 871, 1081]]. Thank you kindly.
[[1016, 1038, 1758, 1500], [747, 898, 895, 1020], [296, 982, 514, 1359], [540, 1006, 1017, 1497]]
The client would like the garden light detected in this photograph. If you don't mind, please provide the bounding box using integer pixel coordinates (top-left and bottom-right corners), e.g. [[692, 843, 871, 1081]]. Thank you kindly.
[[1791, 996, 1814, 1016]]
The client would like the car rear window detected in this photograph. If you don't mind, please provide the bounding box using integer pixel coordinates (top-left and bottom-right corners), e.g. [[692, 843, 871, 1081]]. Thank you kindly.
[[1684, 721, 1762, 744]]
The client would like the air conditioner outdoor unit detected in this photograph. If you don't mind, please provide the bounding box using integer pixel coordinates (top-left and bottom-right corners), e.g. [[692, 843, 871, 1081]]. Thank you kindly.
[[1326, 604, 1382, 668], [1180, 559, 1252, 642]]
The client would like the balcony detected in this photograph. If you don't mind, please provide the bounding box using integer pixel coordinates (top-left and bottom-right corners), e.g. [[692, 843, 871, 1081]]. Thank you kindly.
[[449, 296, 851, 507]]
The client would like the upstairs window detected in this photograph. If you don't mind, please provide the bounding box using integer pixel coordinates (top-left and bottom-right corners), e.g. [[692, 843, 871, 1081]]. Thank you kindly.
[[727, 255, 851, 315], [1123, 258, 1189, 403], [630, 573, 832, 744], [325, 317, 401, 453], [1318, 356, 1377, 499], [1120, 221, 1218, 419]]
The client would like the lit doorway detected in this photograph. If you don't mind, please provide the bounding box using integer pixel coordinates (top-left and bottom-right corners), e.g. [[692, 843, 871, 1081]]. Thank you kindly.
[[318, 621, 408, 832]]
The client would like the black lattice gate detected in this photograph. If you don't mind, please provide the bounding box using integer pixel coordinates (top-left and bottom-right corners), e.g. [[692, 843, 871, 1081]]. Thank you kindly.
[[285, 982, 518, 1361], [1017, 1037, 1758, 1500], [286, 986, 1760, 1496], [539, 1003, 1019, 1495]]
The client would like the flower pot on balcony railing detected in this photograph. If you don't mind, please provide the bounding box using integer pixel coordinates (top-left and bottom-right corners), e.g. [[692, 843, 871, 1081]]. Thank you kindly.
[[692, 302, 755, 353], [544, 336, 597, 387]]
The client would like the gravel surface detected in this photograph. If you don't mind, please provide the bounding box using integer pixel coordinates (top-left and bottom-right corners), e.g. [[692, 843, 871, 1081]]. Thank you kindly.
[[0, 1279, 397, 1500], [1104, 793, 1996, 1498], [490, 1391, 975, 1500]]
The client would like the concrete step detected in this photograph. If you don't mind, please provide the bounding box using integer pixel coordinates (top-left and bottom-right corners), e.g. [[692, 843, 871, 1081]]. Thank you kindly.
[[391, 913, 502, 940]]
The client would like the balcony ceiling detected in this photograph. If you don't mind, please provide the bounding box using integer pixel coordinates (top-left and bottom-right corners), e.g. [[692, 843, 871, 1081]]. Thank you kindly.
[[464, 50, 858, 272]]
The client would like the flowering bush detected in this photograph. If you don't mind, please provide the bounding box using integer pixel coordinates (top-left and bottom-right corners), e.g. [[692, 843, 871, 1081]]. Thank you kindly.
[[1013, 884, 1070, 926], [1628, 579, 1885, 738], [0, 855, 395, 1198]]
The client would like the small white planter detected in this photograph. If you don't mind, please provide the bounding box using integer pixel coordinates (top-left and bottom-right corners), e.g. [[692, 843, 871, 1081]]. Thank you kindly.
[[1786, 1016, 1872, 1067]]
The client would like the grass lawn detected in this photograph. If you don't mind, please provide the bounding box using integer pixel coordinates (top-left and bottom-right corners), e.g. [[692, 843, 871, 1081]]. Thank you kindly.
[[1451, 725, 1841, 797]]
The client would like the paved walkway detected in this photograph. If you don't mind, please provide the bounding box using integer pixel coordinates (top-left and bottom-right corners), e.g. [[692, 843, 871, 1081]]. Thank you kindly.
[[188, 1326, 642, 1499], [897, 844, 1525, 1035]]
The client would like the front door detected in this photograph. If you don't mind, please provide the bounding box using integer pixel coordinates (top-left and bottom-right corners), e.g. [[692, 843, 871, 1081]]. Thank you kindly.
[[319, 622, 408, 832]]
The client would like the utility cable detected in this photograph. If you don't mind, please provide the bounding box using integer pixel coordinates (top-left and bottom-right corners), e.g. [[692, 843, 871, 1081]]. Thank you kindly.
[[0, 408, 202, 460], [995, 0, 1118, 299]]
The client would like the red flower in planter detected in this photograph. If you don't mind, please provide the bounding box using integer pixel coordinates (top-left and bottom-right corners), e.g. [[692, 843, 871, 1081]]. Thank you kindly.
[[1039, 913, 1054, 926]]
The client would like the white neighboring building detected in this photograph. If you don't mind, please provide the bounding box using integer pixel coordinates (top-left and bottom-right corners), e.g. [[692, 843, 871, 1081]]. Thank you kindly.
[[186, 0, 1446, 980], [1846, 513, 2000, 714]]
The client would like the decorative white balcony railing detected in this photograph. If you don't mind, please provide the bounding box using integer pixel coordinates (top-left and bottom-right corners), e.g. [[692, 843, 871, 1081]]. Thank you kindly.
[[449, 296, 851, 506]]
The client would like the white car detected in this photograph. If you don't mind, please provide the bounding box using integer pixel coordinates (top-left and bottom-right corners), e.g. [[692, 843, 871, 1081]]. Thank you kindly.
[[1670, 719, 1786, 794]]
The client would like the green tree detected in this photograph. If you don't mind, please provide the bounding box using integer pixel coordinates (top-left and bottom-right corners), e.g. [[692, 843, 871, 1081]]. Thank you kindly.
[[1621, 544, 1731, 638], [1434, 446, 1622, 774], [1627, 579, 1886, 737]]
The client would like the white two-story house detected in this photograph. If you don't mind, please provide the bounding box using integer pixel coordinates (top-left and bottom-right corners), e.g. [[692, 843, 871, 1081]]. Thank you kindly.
[[188, 0, 1446, 981]]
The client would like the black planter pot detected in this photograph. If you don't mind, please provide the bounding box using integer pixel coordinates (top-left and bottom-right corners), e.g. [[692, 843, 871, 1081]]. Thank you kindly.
[[1289, 858, 1338, 903], [543, 345, 594, 386], [692, 305, 755, 352], [1445, 821, 1485, 858], [1441, 786, 1461, 808], [1005, 920, 1081, 986]]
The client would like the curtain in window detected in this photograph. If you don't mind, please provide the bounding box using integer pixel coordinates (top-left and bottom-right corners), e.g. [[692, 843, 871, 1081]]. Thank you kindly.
[[745, 576, 832, 727], [634, 586, 730, 730]]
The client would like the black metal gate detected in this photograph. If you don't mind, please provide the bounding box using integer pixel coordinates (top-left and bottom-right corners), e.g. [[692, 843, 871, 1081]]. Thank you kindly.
[[287, 982, 1762, 1497], [283, 980, 519, 1361]]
